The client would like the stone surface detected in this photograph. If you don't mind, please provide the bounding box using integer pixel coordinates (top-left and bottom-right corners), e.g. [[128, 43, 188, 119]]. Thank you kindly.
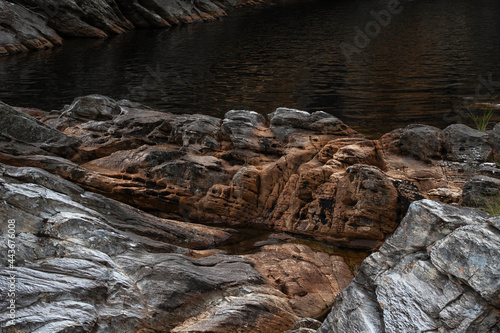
[[319, 200, 500, 333], [462, 174, 500, 207], [0, 162, 350, 332], [0, 100, 78, 158], [2, 0, 262, 56], [247, 243, 353, 319], [0, 96, 492, 249], [443, 123, 492, 163], [0, 0, 63, 56], [398, 124, 444, 162]]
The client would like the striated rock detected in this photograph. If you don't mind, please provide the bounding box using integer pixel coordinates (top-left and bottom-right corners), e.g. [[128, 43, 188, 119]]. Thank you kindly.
[[0, 0, 63, 56], [0, 162, 333, 332], [443, 124, 492, 163], [0, 100, 78, 158], [319, 200, 500, 333], [0, 96, 487, 249], [2, 0, 262, 56]]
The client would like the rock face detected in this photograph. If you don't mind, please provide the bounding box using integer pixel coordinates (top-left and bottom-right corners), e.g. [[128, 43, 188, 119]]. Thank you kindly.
[[0, 95, 495, 249], [1, 0, 261, 56], [319, 199, 500, 333], [0, 162, 353, 332], [0, 0, 63, 56]]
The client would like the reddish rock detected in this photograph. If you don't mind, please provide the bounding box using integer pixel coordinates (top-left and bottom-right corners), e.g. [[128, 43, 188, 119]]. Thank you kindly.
[[0, 95, 489, 250], [247, 243, 354, 319]]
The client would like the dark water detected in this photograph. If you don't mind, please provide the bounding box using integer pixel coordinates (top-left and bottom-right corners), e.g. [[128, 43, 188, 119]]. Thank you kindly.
[[2, 0, 500, 136]]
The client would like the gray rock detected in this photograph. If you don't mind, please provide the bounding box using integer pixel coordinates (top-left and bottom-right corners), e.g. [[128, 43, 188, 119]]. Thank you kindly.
[[60, 95, 123, 121], [268, 108, 354, 141], [488, 122, 500, 160], [0, 0, 63, 56], [222, 110, 281, 153], [290, 317, 322, 330], [399, 124, 444, 161], [0, 163, 302, 332], [430, 224, 500, 306], [12, 0, 134, 37], [319, 200, 500, 333], [169, 113, 221, 148], [0, 100, 79, 157], [462, 175, 500, 207], [443, 124, 492, 163]]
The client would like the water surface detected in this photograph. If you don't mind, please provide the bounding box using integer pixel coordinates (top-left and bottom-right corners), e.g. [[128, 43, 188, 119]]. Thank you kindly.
[[1, 0, 500, 136]]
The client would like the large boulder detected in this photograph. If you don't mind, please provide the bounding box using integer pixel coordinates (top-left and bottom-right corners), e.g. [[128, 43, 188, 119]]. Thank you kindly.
[[443, 124, 492, 163], [319, 200, 500, 333], [398, 124, 444, 162]]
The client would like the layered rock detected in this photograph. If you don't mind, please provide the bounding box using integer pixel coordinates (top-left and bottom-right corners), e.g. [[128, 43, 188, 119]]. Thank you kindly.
[[1, 95, 497, 249], [318, 199, 500, 333], [0, 162, 353, 332], [1, 0, 262, 56], [0, 0, 63, 56]]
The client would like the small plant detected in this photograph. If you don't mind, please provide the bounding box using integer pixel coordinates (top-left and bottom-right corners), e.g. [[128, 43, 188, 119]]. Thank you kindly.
[[470, 193, 500, 216], [468, 105, 495, 132]]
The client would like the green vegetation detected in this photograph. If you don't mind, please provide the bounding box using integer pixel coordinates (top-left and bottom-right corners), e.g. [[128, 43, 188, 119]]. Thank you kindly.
[[468, 106, 495, 132], [470, 194, 500, 216], [467, 100, 497, 132]]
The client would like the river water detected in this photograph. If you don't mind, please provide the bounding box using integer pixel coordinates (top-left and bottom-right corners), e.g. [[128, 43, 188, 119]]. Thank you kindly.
[[1, 0, 500, 136]]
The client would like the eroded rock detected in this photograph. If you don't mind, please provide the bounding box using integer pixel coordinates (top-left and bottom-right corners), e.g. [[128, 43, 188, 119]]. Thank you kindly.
[[0, 96, 497, 249], [319, 200, 500, 333], [0, 163, 342, 332]]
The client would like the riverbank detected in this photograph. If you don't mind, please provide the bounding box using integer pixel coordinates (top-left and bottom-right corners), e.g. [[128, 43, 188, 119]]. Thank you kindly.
[[0, 0, 268, 57], [0, 96, 499, 331]]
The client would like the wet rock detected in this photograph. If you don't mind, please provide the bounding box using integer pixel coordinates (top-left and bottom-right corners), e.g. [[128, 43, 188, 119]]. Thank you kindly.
[[0, 0, 63, 56], [399, 124, 444, 162], [3, 0, 249, 56], [443, 124, 492, 163], [319, 200, 500, 333]]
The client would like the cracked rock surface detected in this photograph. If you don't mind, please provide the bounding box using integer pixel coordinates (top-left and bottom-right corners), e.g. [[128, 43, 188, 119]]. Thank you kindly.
[[318, 199, 500, 333]]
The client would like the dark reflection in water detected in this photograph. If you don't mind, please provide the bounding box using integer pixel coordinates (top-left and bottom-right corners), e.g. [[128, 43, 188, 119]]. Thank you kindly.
[[1, 0, 500, 136]]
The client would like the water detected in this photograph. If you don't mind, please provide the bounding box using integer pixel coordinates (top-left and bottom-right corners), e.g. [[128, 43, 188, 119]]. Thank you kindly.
[[1, 0, 500, 136]]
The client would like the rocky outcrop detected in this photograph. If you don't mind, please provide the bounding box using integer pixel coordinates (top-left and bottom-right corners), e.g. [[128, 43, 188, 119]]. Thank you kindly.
[[0, 95, 496, 249], [0, 162, 354, 332], [1, 0, 262, 56], [0, 0, 63, 56], [318, 199, 500, 333]]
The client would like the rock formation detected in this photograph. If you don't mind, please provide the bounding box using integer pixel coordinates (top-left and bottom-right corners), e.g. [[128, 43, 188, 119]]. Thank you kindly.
[[0, 0, 263, 56], [1, 95, 498, 249], [318, 199, 500, 332], [1, 95, 500, 332], [0, 0, 63, 56], [0, 162, 353, 332]]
